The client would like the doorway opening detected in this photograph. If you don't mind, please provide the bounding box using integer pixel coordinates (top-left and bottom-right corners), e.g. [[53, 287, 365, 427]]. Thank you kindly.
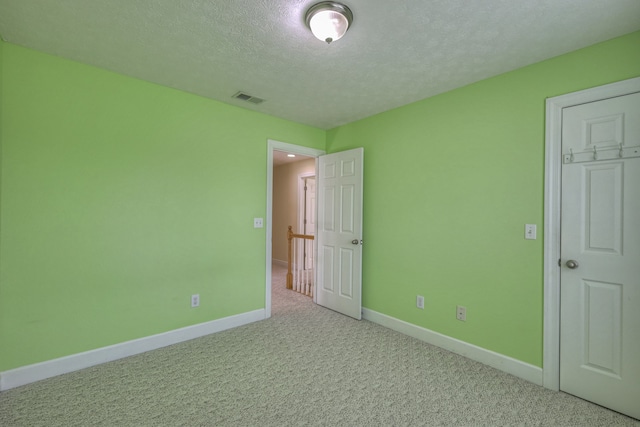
[[265, 140, 325, 318], [274, 153, 316, 298]]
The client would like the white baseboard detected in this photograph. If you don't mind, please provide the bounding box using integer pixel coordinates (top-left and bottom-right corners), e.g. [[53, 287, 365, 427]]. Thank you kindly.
[[362, 308, 543, 386], [1, 308, 542, 391], [0, 309, 266, 391]]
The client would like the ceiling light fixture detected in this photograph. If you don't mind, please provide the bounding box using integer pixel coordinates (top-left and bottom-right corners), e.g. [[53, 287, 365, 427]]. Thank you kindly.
[[287, 154, 296, 158], [305, 2, 353, 44]]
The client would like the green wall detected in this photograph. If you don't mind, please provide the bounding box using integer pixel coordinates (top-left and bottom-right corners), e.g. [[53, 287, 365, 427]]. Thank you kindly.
[[327, 31, 640, 366], [0, 43, 325, 371], [1, 32, 638, 373]]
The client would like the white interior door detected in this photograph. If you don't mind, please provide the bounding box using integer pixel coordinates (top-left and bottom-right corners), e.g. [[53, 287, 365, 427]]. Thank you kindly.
[[316, 148, 363, 320], [560, 92, 640, 419]]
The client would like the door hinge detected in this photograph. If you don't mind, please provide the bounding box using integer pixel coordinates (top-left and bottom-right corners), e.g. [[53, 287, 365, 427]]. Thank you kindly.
[[558, 258, 561, 267]]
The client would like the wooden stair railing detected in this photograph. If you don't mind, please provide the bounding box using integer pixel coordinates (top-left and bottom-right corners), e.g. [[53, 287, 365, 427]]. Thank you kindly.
[[287, 225, 315, 297]]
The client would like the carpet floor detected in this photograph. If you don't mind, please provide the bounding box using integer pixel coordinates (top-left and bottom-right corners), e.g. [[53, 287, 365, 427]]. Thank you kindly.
[[0, 263, 638, 426]]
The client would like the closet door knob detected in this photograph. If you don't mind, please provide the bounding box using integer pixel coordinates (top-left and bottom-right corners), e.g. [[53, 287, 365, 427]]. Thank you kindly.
[[565, 260, 579, 269]]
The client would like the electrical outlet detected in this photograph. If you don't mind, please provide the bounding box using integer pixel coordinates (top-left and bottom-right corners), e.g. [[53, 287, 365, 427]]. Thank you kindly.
[[456, 305, 466, 321], [254, 218, 264, 228], [191, 294, 200, 308], [416, 295, 424, 309]]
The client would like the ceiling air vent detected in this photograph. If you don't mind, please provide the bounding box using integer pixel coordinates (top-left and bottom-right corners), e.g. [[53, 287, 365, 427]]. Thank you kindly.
[[232, 91, 265, 105]]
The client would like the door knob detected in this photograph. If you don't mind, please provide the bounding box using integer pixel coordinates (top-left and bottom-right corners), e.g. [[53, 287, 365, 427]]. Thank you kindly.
[[565, 260, 579, 269], [351, 239, 360, 245]]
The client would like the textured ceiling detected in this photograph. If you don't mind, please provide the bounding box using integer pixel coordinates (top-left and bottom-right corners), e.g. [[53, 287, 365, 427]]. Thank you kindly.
[[1, 0, 639, 129]]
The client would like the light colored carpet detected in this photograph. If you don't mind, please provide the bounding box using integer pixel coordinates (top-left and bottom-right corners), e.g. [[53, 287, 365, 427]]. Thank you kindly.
[[1, 264, 638, 426]]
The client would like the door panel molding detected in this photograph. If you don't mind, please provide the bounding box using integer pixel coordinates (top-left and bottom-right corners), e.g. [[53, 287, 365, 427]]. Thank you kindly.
[[543, 77, 640, 390]]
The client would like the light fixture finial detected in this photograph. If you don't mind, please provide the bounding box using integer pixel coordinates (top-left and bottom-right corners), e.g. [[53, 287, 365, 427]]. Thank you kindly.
[[305, 2, 353, 44]]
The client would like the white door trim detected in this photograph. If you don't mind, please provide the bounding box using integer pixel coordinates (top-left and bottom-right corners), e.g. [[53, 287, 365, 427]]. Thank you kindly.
[[298, 172, 315, 236], [543, 77, 640, 390], [266, 140, 325, 318]]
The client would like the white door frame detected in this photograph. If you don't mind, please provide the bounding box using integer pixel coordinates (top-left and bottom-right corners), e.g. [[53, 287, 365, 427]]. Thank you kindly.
[[298, 173, 315, 275], [265, 139, 325, 318], [543, 77, 640, 390], [298, 172, 315, 236]]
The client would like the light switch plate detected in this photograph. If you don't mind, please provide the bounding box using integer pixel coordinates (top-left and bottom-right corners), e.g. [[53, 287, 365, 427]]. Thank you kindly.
[[525, 224, 537, 240]]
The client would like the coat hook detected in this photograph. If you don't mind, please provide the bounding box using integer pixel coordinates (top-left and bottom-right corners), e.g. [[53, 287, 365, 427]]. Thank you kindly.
[[593, 146, 598, 160]]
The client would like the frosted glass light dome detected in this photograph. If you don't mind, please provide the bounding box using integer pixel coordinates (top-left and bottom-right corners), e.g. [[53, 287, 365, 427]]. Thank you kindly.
[[305, 2, 353, 44]]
